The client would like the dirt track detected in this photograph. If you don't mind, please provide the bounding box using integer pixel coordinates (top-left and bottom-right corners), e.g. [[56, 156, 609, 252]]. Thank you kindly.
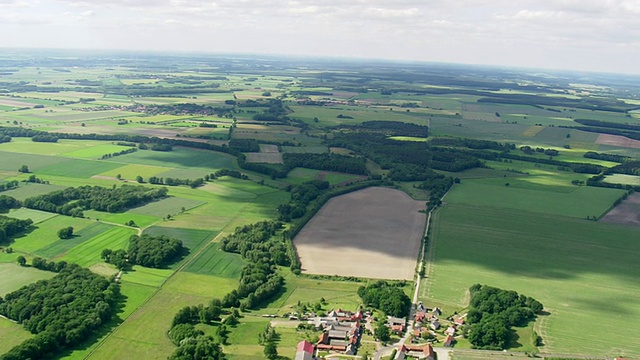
[[293, 187, 426, 280]]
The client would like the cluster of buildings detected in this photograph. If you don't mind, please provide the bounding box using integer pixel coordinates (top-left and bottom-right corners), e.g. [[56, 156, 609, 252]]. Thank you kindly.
[[311, 309, 364, 355], [413, 303, 460, 348]]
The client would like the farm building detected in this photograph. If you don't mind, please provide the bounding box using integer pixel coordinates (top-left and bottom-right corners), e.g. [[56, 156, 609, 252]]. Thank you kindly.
[[295, 340, 315, 360]]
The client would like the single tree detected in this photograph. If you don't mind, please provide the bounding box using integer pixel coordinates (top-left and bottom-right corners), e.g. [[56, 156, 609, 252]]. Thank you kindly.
[[18, 165, 29, 173], [17, 255, 26, 266], [57, 226, 74, 239], [263, 341, 278, 360]]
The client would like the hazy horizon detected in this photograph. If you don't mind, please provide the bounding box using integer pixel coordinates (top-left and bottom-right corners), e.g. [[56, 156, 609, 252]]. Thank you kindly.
[[1, 1, 639, 75]]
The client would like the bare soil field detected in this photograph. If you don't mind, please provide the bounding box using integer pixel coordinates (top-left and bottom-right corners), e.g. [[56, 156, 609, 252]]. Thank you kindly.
[[294, 187, 426, 280], [596, 134, 640, 149], [259, 144, 279, 153], [244, 152, 283, 164], [0, 98, 37, 107], [601, 193, 640, 226]]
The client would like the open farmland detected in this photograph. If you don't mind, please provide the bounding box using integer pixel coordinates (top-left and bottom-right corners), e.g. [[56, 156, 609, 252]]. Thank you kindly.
[[294, 187, 425, 280], [423, 203, 640, 358]]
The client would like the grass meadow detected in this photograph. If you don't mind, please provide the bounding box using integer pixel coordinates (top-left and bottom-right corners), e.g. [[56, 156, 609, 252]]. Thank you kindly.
[[0, 318, 33, 356], [422, 203, 640, 358], [0, 263, 55, 296], [59, 226, 137, 267]]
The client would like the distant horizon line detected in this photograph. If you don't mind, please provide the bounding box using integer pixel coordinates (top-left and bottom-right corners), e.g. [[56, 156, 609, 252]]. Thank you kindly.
[[1, 46, 639, 78]]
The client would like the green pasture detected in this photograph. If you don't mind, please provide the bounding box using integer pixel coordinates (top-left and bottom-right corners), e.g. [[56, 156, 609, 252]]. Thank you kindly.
[[0, 149, 70, 171], [35, 222, 118, 259], [102, 147, 237, 171], [0, 263, 55, 296], [85, 288, 211, 360], [122, 266, 174, 288], [143, 226, 216, 253], [10, 215, 96, 254], [38, 158, 122, 178], [388, 136, 429, 142], [96, 163, 169, 180], [60, 281, 159, 360], [423, 203, 640, 358], [223, 316, 271, 359], [0, 318, 33, 356], [280, 145, 329, 153], [183, 242, 245, 277], [604, 174, 640, 185], [128, 196, 205, 218], [60, 226, 136, 267], [445, 177, 624, 219], [155, 168, 212, 180], [289, 104, 429, 127], [199, 182, 258, 199], [61, 144, 136, 159], [162, 271, 239, 298], [1, 183, 68, 202], [7, 208, 58, 223], [81, 210, 159, 229]]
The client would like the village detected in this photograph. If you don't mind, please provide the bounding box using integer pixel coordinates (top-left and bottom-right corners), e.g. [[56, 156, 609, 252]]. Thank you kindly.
[[287, 302, 464, 360]]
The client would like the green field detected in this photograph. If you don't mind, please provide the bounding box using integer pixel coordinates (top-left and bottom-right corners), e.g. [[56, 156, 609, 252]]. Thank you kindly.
[[445, 179, 625, 219], [183, 242, 245, 277], [0, 318, 33, 356], [35, 222, 118, 259], [59, 226, 137, 267], [102, 147, 237, 171], [423, 203, 640, 358], [0, 263, 55, 296], [128, 196, 205, 217]]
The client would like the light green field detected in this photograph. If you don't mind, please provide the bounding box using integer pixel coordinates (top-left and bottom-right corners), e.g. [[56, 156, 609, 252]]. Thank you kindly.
[[183, 242, 245, 277], [445, 179, 625, 219], [423, 203, 640, 358], [162, 271, 239, 298], [38, 158, 123, 178], [85, 287, 212, 360], [0, 318, 33, 356], [82, 210, 159, 228], [102, 147, 237, 171], [60, 226, 137, 267], [0, 263, 55, 296], [128, 196, 205, 217], [35, 222, 118, 259], [97, 163, 170, 180], [7, 207, 58, 223], [604, 173, 640, 185], [10, 215, 96, 254], [61, 144, 136, 159]]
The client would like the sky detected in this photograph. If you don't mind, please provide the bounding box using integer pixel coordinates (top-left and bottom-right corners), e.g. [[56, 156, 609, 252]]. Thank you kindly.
[[0, 0, 639, 74]]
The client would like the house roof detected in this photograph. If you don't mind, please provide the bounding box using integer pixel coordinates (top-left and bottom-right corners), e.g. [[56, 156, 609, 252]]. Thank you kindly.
[[297, 340, 314, 354], [424, 344, 434, 356]]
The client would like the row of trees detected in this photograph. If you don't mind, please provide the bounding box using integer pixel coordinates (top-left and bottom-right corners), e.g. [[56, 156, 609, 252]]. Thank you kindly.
[[0, 180, 19, 192], [0, 264, 120, 360], [465, 284, 543, 350], [23, 184, 168, 216], [0, 195, 21, 212]]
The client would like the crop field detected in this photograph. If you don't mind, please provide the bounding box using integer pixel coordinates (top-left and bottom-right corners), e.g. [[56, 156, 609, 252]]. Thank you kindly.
[[243, 152, 283, 163], [604, 173, 640, 185], [59, 226, 137, 267], [101, 147, 237, 170], [294, 187, 425, 280], [35, 222, 117, 259], [183, 242, 245, 277], [0, 263, 55, 296], [38, 158, 123, 178], [128, 196, 205, 217], [422, 203, 640, 358], [85, 288, 212, 360], [10, 215, 96, 254], [7, 207, 58, 223], [0, 149, 71, 171], [61, 144, 136, 159], [445, 179, 624, 219], [95, 163, 170, 180]]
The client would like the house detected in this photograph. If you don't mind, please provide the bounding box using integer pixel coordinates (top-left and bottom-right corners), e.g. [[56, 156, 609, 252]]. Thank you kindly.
[[445, 326, 456, 336], [416, 301, 426, 312], [414, 311, 427, 323], [295, 340, 315, 360], [432, 307, 442, 316], [453, 317, 465, 326], [394, 344, 408, 360], [444, 335, 455, 347], [423, 344, 435, 360], [430, 320, 441, 330]]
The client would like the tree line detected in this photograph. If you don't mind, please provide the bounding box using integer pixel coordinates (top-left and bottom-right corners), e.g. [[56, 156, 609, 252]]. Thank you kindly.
[[23, 185, 168, 217], [0, 215, 32, 244]]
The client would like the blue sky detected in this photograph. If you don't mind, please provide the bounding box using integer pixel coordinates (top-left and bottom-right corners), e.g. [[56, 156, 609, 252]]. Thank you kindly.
[[1, 0, 639, 74]]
